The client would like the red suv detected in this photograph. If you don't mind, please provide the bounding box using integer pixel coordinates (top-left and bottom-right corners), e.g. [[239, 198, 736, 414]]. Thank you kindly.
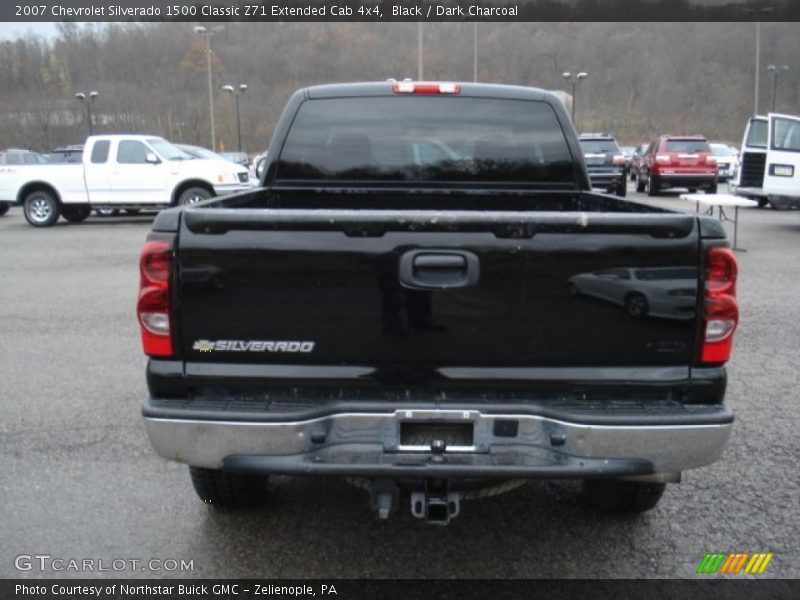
[[634, 136, 718, 196]]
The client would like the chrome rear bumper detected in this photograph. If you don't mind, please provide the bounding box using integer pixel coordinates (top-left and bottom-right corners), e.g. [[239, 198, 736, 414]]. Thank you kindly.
[[144, 406, 733, 478]]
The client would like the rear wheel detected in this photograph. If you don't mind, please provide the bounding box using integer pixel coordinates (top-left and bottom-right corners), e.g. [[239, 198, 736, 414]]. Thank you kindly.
[[625, 293, 648, 318], [635, 172, 646, 193], [61, 204, 91, 223], [646, 174, 660, 197], [0, 203, 9, 216], [582, 479, 666, 513], [705, 182, 718, 195], [615, 179, 627, 197], [23, 190, 60, 227], [189, 466, 269, 510], [124, 208, 141, 215], [178, 186, 212, 206]]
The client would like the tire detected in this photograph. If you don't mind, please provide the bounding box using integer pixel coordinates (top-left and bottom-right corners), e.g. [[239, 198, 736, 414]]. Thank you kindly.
[[61, 204, 91, 223], [0, 203, 9, 216], [635, 172, 646, 193], [646, 174, 659, 197], [625, 292, 649, 318], [687, 188, 697, 194], [582, 479, 666, 513], [124, 208, 141, 215], [177, 186, 212, 207], [23, 190, 60, 227], [758, 197, 769, 208], [705, 183, 718, 195], [615, 179, 627, 197], [189, 466, 269, 510], [568, 282, 580, 296]]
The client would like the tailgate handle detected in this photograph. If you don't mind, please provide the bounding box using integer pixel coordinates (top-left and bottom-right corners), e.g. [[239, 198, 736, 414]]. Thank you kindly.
[[399, 250, 479, 290], [414, 255, 466, 270]]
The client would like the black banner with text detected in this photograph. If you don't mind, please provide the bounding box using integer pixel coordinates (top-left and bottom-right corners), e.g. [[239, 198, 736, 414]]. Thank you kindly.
[[3, 0, 800, 23]]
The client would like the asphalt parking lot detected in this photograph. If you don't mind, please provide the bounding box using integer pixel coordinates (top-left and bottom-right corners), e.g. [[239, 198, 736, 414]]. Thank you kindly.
[[1, 187, 799, 579]]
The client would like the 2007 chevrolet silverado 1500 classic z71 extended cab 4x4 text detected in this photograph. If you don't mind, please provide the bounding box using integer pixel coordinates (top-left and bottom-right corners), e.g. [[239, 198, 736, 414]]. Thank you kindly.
[[138, 82, 739, 525]]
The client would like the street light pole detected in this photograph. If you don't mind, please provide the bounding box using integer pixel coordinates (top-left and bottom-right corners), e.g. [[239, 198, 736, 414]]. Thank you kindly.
[[417, 22, 424, 80], [743, 6, 774, 114], [473, 22, 478, 82], [767, 64, 789, 112], [562, 72, 588, 127], [755, 21, 761, 114], [194, 25, 221, 151], [74, 91, 99, 135], [222, 84, 248, 152]]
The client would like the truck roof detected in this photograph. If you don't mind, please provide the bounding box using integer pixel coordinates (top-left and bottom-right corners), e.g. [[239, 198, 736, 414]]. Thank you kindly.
[[84, 134, 165, 142], [304, 81, 551, 102]]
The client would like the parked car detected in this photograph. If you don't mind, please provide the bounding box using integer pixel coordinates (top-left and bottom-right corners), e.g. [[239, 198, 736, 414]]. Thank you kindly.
[[47, 145, 84, 163], [139, 81, 739, 523], [577, 133, 627, 196], [0, 135, 250, 227], [630, 143, 648, 180], [733, 113, 800, 209], [250, 150, 269, 180], [619, 145, 635, 169], [220, 151, 250, 167], [0, 148, 48, 165], [634, 135, 717, 196], [710, 143, 739, 183]]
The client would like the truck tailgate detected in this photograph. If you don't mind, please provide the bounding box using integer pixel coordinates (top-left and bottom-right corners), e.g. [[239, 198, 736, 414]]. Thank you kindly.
[[175, 204, 701, 380]]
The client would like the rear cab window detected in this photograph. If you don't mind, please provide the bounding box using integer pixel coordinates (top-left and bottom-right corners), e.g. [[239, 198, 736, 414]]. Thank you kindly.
[[276, 96, 577, 187], [579, 140, 620, 154], [664, 139, 711, 153], [91, 141, 111, 164]]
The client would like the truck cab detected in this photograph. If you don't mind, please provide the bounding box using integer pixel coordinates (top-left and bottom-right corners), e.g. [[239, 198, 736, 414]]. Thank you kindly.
[[734, 113, 800, 209]]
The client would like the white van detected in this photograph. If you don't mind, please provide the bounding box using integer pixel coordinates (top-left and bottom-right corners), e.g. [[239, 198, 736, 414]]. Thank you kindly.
[[733, 113, 800, 209]]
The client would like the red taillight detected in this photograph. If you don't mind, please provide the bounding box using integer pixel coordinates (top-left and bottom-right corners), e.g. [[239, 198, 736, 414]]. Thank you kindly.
[[701, 247, 738, 364], [137, 239, 173, 357], [392, 81, 460, 95]]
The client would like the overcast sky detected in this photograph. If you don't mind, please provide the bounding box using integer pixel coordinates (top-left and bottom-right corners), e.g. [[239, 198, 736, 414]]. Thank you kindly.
[[0, 22, 60, 40]]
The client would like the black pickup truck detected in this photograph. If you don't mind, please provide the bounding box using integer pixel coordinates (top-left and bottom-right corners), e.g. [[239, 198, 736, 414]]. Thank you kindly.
[[138, 82, 739, 524]]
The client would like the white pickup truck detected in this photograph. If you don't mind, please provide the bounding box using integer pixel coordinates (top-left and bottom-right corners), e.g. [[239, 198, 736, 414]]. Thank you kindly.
[[733, 113, 800, 209], [0, 135, 251, 227]]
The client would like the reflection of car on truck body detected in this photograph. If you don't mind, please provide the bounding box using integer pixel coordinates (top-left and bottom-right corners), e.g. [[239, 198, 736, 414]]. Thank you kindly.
[[568, 267, 697, 319], [139, 81, 740, 524], [733, 113, 800, 209], [0, 135, 250, 227]]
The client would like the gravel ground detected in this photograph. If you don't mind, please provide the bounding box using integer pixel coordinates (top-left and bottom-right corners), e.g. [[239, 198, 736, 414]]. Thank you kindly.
[[1, 189, 798, 579]]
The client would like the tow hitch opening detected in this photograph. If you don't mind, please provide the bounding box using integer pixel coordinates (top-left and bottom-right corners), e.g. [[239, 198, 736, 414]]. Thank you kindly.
[[410, 479, 462, 526]]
